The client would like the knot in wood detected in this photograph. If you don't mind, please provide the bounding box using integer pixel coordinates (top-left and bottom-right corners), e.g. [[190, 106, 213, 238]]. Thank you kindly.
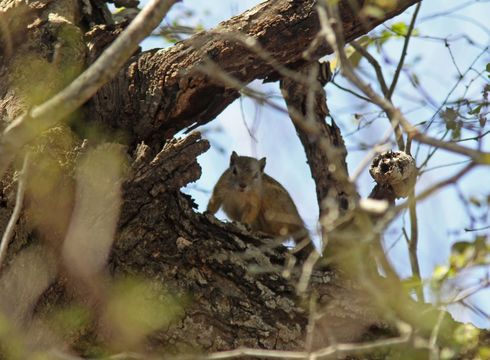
[[369, 151, 416, 198]]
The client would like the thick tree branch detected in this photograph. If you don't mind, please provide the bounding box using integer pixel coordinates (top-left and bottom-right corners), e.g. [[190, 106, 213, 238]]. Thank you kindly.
[[0, 0, 177, 177], [87, 0, 420, 149], [280, 62, 354, 214]]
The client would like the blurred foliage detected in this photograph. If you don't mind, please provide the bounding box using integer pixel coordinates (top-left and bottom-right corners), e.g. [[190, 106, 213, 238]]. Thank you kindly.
[[104, 277, 185, 350], [330, 21, 419, 71], [47, 305, 91, 343], [431, 235, 488, 288], [362, 0, 399, 19]]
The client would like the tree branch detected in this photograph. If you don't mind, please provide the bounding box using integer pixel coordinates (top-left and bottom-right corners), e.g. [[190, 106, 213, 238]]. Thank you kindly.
[[0, 152, 30, 270], [86, 0, 420, 149], [0, 0, 177, 177], [408, 194, 424, 302], [387, 2, 423, 99], [317, 4, 490, 164]]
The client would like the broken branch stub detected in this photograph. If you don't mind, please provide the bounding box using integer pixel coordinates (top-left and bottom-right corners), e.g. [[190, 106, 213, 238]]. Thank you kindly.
[[369, 151, 416, 201]]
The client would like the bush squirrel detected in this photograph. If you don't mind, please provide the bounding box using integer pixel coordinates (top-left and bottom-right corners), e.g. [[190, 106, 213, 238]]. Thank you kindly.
[[207, 151, 315, 260]]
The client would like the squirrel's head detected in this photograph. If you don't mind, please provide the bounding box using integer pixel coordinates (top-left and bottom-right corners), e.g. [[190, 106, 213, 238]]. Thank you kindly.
[[228, 151, 266, 193]]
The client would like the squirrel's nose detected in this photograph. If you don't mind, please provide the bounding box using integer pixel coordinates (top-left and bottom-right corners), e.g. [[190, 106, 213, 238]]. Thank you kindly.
[[239, 183, 247, 189]]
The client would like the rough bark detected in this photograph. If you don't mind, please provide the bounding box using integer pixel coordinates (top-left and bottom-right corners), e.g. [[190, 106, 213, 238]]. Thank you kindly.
[[368, 150, 417, 203], [280, 62, 354, 215], [85, 0, 420, 151], [111, 132, 389, 354]]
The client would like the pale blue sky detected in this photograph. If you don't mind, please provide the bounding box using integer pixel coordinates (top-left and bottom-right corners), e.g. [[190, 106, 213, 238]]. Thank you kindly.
[[136, 0, 490, 328]]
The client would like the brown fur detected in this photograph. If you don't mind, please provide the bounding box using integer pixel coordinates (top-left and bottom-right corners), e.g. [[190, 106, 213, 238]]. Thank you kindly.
[[207, 152, 314, 259]]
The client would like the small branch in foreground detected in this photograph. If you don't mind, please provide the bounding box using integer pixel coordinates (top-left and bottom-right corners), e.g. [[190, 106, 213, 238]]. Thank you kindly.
[[428, 309, 446, 360], [408, 193, 424, 302], [197, 330, 415, 360], [0, 152, 30, 270], [0, 0, 177, 178]]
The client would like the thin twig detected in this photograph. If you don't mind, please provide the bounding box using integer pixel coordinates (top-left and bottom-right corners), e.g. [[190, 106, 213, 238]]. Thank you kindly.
[[330, 79, 373, 102], [387, 2, 422, 99], [395, 163, 475, 212], [197, 331, 414, 360], [0, 152, 31, 270], [350, 41, 405, 150], [0, 0, 177, 178], [207, 31, 323, 92], [445, 277, 490, 305], [305, 293, 318, 353], [350, 41, 389, 96], [428, 309, 446, 360], [317, 5, 490, 163], [408, 193, 424, 302]]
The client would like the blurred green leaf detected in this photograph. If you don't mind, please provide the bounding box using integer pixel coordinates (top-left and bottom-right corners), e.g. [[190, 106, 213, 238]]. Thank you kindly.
[[469, 104, 483, 115], [363, 5, 385, 19], [106, 277, 185, 349], [454, 324, 479, 349], [451, 241, 473, 255], [441, 107, 462, 140], [391, 22, 408, 35], [49, 305, 91, 338], [479, 346, 490, 359], [440, 347, 456, 360], [433, 265, 449, 280]]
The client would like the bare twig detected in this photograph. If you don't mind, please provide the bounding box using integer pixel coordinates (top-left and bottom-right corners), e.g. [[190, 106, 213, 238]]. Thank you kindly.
[[197, 330, 415, 360], [445, 278, 490, 305], [0, 152, 30, 269], [0, 0, 177, 177], [350, 41, 389, 97], [465, 225, 490, 232], [305, 293, 318, 353], [428, 309, 446, 360], [396, 163, 476, 212], [207, 31, 323, 91], [196, 60, 317, 135], [408, 193, 424, 302], [350, 41, 405, 150], [387, 2, 422, 99], [317, 5, 490, 164]]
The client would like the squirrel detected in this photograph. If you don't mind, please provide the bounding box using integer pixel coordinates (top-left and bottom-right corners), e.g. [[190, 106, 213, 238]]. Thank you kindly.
[[207, 151, 315, 260]]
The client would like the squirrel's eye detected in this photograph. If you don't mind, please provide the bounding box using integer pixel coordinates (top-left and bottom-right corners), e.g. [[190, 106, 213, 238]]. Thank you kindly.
[[253, 173, 259, 179]]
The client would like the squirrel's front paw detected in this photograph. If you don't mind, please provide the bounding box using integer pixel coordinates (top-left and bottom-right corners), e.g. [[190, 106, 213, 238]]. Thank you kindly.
[[232, 221, 251, 232]]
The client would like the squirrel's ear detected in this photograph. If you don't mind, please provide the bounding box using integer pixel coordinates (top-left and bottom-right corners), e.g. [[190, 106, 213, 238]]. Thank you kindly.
[[259, 157, 266, 172], [230, 151, 238, 166]]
